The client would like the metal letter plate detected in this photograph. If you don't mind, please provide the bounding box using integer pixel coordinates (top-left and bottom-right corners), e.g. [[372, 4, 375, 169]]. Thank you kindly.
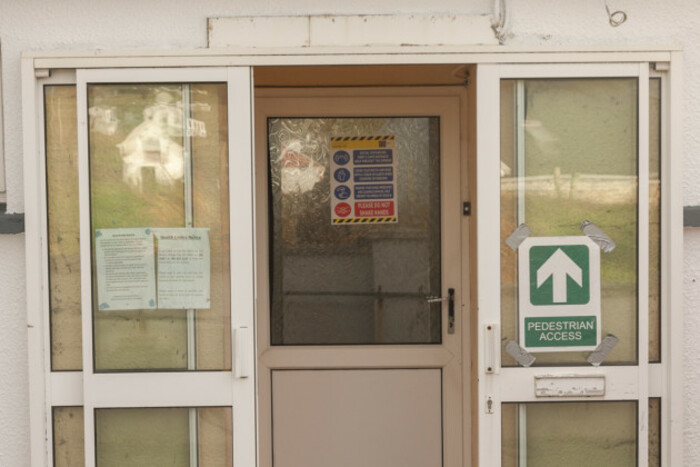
[[534, 375, 605, 397]]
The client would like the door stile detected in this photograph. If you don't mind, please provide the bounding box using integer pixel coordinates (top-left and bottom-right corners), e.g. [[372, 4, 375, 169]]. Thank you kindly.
[[76, 68, 96, 467], [664, 51, 684, 467], [440, 92, 465, 467], [252, 84, 273, 467], [475, 63, 503, 467], [637, 62, 651, 467], [24, 56, 50, 467], [227, 65, 257, 467], [461, 78, 476, 467]]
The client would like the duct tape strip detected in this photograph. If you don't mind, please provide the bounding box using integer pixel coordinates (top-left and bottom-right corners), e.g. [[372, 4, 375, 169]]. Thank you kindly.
[[505, 223, 531, 250], [587, 335, 619, 366], [580, 220, 616, 253], [505, 340, 536, 367]]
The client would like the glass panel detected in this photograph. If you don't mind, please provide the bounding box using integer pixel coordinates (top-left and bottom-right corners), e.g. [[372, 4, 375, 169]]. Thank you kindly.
[[88, 83, 231, 371], [500, 79, 639, 365], [269, 117, 441, 345], [53, 407, 85, 467], [502, 401, 637, 466], [649, 397, 661, 466], [649, 78, 662, 362], [95, 407, 232, 466], [46, 85, 82, 370]]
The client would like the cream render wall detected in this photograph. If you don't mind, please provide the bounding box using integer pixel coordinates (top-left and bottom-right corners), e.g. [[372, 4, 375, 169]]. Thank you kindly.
[[0, 0, 699, 465]]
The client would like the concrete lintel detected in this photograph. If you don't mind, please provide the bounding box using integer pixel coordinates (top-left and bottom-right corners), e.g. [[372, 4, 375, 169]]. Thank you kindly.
[[208, 14, 498, 49]]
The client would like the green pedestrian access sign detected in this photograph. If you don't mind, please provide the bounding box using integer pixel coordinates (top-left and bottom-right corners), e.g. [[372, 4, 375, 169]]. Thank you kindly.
[[518, 236, 601, 352]]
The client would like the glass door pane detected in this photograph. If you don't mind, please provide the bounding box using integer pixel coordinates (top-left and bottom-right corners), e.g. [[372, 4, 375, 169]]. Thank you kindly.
[[499, 78, 639, 365], [87, 83, 231, 371], [268, 117, 442, 345], [95, 407, 232, 466], [501, 401, 637, 466]]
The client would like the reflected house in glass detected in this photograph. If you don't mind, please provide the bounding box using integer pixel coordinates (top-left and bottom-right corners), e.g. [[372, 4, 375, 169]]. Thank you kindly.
[[88, 106, 118, 136], [113, 91, 207, 189], [279, 140, 325, 194]]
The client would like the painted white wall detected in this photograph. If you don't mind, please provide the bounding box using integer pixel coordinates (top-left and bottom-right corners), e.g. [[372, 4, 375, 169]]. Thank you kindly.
[[1, 0, 699, 465]]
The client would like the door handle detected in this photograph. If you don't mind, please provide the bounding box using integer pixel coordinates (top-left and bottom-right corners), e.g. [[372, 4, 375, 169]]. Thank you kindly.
[[425, 288, 455, 334], [233, 327, 250, 379]]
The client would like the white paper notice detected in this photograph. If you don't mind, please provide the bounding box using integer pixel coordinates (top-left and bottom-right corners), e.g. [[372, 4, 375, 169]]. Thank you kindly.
[[155, 228, 211, 310], [95, 228, 156, 311]]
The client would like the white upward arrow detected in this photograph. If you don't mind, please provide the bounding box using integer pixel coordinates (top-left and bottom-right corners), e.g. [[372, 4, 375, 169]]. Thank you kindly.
[[536, 248, 583, 303]]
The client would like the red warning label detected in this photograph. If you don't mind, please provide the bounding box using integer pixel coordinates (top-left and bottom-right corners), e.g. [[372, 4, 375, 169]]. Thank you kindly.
[[355, 201, 395, 217], [334, 202, 352, 218]]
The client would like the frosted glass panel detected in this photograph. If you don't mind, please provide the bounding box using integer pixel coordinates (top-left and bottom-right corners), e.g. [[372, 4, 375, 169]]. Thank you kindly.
[[88, 83, 231, 371], [53, 407, 85, 467], [46, 85, 82, 370], [268, 117, 441, 345], [649, 397, 661, 467], [500, 79, 638, 365], [649, 78, 661, 362]]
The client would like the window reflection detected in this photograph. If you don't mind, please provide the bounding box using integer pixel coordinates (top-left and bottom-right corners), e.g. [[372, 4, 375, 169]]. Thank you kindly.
[[279, 140, 325, 194], [500, 78, 639, 366], [88, 83, 231, 371], [89, 90, 210, 191]]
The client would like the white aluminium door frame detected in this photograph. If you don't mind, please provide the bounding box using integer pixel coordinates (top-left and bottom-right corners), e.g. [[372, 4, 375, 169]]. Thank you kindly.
[[253, 87, 465, 467], [476, 61, 683, 467], [75, 67, 256, 467], [24, 47, 682, 467]]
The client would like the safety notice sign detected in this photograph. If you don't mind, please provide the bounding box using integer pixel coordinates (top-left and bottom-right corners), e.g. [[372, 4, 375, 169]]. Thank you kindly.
[[330, 135, 398, 224], [518, 236, 601, 352]]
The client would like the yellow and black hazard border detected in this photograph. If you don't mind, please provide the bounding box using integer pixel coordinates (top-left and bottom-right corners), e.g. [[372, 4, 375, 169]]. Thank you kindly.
[[331, 135, 395, 150], [333, 217, 397, 224], [330, 134, 398, 225]]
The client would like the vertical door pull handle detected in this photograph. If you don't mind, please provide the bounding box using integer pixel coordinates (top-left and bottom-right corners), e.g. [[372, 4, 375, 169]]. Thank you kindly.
[[447, 288, 455, 334], [234, 327, 250, 379]]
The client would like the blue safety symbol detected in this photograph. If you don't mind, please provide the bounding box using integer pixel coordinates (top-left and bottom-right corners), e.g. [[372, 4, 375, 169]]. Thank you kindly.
[[334, 168, 351, 183], [334, 185, 351, 200], [333, 150, 351, 165]]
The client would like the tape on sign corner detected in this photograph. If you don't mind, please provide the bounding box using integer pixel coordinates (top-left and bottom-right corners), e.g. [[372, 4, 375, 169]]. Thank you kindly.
[[505, 340, 536, 367], [505, 223, 531, 250], [586, 334, 619, 367], [580, 220, 616, 253]]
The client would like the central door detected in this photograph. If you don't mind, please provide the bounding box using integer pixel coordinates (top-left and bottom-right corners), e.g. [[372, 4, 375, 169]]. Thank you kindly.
[[255, 86, 468, 467]]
